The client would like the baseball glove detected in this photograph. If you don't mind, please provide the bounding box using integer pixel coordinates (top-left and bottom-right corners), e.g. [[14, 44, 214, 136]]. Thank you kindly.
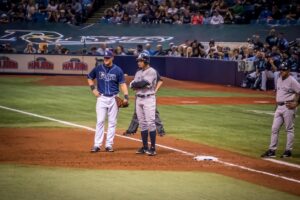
[[115, 96, 129, 108]]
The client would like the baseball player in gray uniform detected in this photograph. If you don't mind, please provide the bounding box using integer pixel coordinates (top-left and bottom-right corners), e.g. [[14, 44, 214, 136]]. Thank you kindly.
[[123, 71, 166, 136], [130, 52, 158, 156], [261, 62, 300, 158]]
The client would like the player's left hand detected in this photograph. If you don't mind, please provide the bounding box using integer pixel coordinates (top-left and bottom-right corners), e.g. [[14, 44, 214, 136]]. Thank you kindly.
[[286, 101, 298, 109]]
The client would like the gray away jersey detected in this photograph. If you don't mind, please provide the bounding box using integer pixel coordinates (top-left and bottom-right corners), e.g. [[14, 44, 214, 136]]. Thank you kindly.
[[276, 75, 300, 102], [134, 67, 157, 95]]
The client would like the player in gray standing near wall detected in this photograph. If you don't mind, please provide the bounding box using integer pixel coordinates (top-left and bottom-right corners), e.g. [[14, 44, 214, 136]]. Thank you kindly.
[[261, 62, 300, 158], [123, 71, 166, 137], [130, 52, 158, 156]]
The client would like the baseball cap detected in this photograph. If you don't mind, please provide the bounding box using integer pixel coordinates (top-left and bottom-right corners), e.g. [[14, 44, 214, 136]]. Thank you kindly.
[[136, 52, 150, 63], [278, 62, 290, 71], [104, 50, 114, 59]]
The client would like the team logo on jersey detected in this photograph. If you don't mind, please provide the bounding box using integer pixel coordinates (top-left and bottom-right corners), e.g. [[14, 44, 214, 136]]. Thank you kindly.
[[99, 72, 117, 81], [0, 56, 18, 69], [62, 58, 88, 71], [28, 57, 54, 70]]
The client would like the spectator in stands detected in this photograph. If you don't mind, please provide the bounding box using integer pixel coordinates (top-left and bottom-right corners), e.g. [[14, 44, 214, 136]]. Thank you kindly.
[[229, 0, 244, 23], [265, 29, 278, 48], [285, 4, 300, 21], [88, 46, 101, 55], [181, 9, 191, 24], [277, 32, 289, 51], [0, 13, 9, 23], [133, 44, 144, 56], [120, 12, 131, 24], [38, 43, 48, 54], [223, 9, 234, 24], [97, 43, 107, 55], [168, 45, 180, 57], [114, 45, 126, 55], [191, 11, 204, 25], [24, 43, 37, 54], [2, 43, 17, 53], [155, 44, 166, 56], [210, 11, 224, 24], [145, 43, 156, 56], [51, 43, 63, 54], [270, 5, 282, 20], [258, 6, 272, 20]]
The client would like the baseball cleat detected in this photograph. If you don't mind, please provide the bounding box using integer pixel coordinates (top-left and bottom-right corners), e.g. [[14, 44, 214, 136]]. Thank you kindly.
[[136, 147, 147, 154], [105, 147, 114, 152], [261, 149, 276, 158], [90, 146, 100, 153], [158, 131, 166, 137], [145, 148, 157, 156], [123, 131, 136, 136], [280, 150, 292, 158]]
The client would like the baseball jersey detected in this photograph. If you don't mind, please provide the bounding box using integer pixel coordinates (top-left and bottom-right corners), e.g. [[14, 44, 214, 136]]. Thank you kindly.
[[254, 58, 266, 72], [87, 64, 125, 96], [276, 75, 300, 102], [134, 67, 157, 95]]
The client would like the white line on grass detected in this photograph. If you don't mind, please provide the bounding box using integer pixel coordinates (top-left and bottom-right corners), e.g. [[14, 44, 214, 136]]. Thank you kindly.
[[0, 105, 299, 184]]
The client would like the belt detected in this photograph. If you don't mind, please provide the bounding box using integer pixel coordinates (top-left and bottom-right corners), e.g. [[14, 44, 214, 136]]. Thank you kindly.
[[102, 94, 115, 97], [136, 94, 155, 98], [277, 101, 293, 106]]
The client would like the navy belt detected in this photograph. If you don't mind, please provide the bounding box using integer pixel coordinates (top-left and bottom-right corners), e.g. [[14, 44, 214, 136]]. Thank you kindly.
[[102, 94, 115, 97], [136, 94, 154, 98], [277, 101, 293, 106]]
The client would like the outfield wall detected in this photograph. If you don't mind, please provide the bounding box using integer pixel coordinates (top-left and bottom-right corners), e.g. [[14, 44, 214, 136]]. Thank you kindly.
[[0, 54, 243, 86]]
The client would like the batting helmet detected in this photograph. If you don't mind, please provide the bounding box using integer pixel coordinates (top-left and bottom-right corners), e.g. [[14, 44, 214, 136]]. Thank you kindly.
[[278, 61, 291, 71], [137, 51, 150, 64]]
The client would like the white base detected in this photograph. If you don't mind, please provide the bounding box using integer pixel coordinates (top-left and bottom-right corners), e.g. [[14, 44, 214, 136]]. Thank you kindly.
[[194, 155, 218, 161]]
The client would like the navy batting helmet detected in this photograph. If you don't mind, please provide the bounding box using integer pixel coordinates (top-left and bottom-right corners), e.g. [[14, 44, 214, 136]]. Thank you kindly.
[[278, 61, 291, 71], [137, 51, 150, 64]]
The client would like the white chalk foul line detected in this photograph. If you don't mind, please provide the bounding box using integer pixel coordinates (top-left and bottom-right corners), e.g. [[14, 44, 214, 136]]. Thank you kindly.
[[0, 105, 300, 184], [263, 158, 300, 169]]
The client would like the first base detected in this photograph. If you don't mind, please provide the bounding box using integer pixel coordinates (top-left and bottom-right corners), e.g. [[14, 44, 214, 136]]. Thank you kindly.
[[194, 155, 218, 161]]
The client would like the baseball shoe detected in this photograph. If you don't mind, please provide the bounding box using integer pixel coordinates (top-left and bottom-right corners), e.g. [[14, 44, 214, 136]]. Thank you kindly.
[[158, 131, 166, 137], [145, 148, 157, 156], [105, 147, 114, 152], [136, 147, 147, 154], [123, 131, 136, 136], [90, 146, 100, 153], [280, 150, 292, 158], [261, 149, 276, 158]]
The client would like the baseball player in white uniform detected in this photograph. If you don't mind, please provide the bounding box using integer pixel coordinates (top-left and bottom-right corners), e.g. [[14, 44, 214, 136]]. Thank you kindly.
[[88, 50, 129, 153], [261, 62, 300, 158], [130, 52, 158, 156]]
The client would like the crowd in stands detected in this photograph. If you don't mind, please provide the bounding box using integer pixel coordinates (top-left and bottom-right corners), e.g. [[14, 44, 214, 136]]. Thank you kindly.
[[0, 0, 97, 25], [101, 0, 300, 25]]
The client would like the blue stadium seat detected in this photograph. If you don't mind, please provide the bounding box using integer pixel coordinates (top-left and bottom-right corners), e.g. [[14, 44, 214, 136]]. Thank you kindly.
[[289, 20, 297, 25], [278, 19, 287, 25], [268, 19, 277, 25], [257, 19, 267, 24]]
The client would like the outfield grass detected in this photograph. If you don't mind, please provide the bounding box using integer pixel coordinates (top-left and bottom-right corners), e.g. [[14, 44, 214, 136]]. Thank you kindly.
[[0, 164, 298, 200], [0, 77, 299, 163]]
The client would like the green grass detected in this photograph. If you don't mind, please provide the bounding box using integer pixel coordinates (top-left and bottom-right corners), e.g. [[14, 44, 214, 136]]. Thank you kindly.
[[0, 76, 299, 163], [0, 164, 298, 200]]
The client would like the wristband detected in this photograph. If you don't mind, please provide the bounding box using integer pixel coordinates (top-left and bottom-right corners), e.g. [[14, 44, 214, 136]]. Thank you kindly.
[[90, 85, 95, 91], [124, 95, 129, 100]]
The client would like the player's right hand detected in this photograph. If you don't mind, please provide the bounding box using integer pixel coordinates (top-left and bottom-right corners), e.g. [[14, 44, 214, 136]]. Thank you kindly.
[[92, 89, 100, 97]]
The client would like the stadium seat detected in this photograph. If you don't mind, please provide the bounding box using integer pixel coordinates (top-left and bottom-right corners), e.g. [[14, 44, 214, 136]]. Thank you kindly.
[[278, 19, 287, 25], [257, 19, 267, 25], [288, 19, 297, 25], [268, 19, 277, 25]]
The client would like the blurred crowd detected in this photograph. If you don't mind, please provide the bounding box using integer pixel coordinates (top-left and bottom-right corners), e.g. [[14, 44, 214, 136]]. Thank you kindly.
[[0, 0, 97, 25], [101, 0, 300, 25]]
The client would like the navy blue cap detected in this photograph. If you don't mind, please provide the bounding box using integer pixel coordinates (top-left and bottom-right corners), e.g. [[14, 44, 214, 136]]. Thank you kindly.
[[104, 50, 114, 58], [279, 62, 291, 71]]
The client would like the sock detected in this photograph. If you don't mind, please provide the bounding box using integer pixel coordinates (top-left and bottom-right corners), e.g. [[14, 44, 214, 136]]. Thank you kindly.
[[141, 130, 148, 149], [149, 130, 156, 150]]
